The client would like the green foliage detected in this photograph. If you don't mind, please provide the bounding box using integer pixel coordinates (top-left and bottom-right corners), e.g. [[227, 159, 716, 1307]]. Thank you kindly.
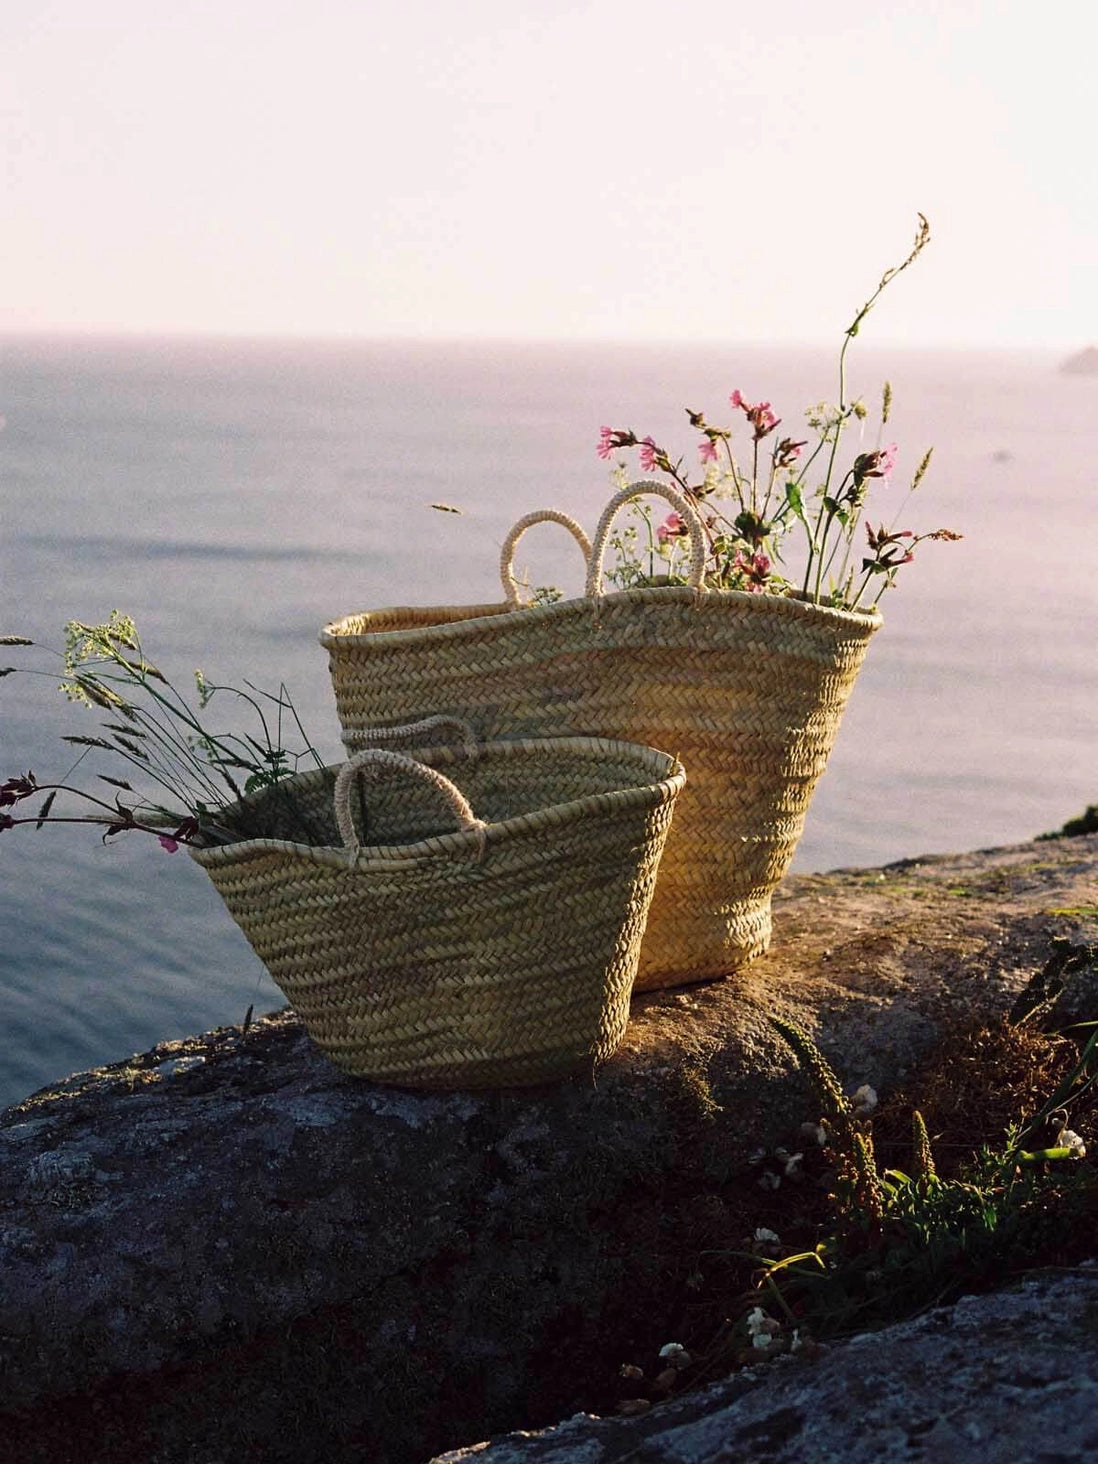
[[761, 1016, 1095, 1338], [1, 614, 323, 848], [1038, 804, 1098, 840]]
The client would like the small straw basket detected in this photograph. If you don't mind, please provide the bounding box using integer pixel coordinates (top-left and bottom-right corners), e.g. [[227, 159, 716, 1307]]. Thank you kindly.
[[320, 483, 881, 990], [189, 733, 685, 1088]]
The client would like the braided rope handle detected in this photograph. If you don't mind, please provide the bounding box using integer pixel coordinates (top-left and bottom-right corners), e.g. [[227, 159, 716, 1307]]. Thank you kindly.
[[344, 715, 479, 758], [585, 481, 708, 603], [499, 509, 593, 609], [334, 750, 486, 852]]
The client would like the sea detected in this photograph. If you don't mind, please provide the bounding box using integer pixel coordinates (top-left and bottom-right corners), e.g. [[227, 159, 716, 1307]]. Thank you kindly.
[[1, 336, 1095, 1111]]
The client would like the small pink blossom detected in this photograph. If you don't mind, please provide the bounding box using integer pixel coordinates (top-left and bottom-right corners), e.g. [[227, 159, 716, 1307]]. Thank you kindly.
[[596, 425, 616, 460], [733, 550, 771, 592], [158, 835, 180, 853], [638, 435, 659, 473], [698, 438, 718, 464], [774, 437, 806, 469], [657, 511, 687, 543], [730, 391, 780, 441], [854, 443, 899, 482]]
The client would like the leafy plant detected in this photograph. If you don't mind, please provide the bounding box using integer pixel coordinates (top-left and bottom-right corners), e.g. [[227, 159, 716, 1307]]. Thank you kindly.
[[1, 612, 324, 849], [742, 1016, 1094, 1343]]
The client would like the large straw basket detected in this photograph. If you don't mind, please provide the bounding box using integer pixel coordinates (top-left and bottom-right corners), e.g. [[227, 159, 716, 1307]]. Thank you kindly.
[[189, 736, 684, 1088], [320, 483, 880, 992]]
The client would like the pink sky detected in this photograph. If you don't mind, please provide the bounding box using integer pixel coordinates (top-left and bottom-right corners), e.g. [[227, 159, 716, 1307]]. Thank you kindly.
[[3, 0, 1094, 345]]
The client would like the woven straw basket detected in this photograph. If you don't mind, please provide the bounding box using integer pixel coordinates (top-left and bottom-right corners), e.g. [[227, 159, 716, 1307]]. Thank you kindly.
[[320, 483, 880, 992], [189, 735, 684, 1088]]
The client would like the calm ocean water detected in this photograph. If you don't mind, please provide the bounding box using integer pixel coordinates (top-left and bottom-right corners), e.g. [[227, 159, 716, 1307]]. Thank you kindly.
[[1, 336, 1095, 1109]]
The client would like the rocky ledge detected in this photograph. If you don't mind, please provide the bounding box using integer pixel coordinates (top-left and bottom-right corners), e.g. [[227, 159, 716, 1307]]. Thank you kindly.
[[434, 1267, 1098, 1464], [1, 831, 1096, 1463]]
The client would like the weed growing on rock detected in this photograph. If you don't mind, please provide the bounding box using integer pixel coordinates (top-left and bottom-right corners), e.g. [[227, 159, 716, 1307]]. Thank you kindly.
[[617, 1015, 1098, 1409], [741, 1017, 1096, 1350]]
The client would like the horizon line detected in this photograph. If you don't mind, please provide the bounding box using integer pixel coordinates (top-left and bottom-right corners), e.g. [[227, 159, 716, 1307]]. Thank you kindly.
[[0, 328, 1084, 353]]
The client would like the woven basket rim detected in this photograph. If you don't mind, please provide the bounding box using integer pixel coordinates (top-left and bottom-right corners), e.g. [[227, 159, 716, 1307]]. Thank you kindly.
[[189, 735, 686, 874], [319, 583, 882, 650]]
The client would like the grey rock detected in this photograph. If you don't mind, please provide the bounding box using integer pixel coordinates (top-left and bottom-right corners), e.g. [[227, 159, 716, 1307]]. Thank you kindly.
[[433, 1268, 1098, 1463], [0, 831, 1095, 1463]]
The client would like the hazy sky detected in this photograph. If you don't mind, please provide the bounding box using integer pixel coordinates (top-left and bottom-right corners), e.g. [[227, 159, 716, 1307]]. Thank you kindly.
[[3, 0, 1094, 345]]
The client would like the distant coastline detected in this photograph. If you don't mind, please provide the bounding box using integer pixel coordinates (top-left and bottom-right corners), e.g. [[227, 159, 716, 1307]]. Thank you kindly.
[[1060, 345, 1098, 375]]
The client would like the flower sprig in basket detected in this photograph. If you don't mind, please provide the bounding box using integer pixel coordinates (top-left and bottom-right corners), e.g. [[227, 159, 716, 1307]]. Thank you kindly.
[[594, 214, 960, 609], [1, 611, 325, 851]]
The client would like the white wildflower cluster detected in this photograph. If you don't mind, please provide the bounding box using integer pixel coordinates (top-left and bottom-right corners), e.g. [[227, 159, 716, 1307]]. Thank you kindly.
[[850, 1084, 878, 1117], [804, 400, 843, 435], [61, 678, 94, 706], [617, 1341, 692, 1412], [194, 668, 214, 709], [749, 1143, 803, 1189], [703, 465, 739, 500], [753, 1227, 782, 1257], [1061, 1129, 1087, 1159], [63, 610, 137, 674], [746, 1306, 782, 1350]]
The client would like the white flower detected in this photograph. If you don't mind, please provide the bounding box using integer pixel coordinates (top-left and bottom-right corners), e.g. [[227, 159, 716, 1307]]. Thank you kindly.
[[774, 1147, 804, 1178], [746, 1307, 781, 1346], [707, 467, 739, 500], [1061, 1129, 1087, 1158], [754, 1228, 780, 1245], [658, 1342, 690, 1366], [851, 1084, 878, 1116], [194, 668, 214, 709], [805, 400, 842, 433], [800, 1121, 828, 1146]]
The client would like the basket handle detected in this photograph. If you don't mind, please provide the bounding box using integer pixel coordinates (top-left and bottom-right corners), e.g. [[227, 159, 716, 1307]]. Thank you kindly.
[[343, 715, 479, 758], [584, 480, 708, 603], [334, 750, 487, 852], [499, 510, 593, 609]]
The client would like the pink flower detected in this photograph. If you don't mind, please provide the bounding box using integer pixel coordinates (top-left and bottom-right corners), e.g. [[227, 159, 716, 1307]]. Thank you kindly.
[[730, 390, 780, 441], [158, 835, 180, 853], [853, 443, 899, 483], [733, 550, 771, 592], [657, 511, 687, 543], [773, 437, 806, 469], [596, 425, 616, 460], [698, 438, 718, 464], [638, 435, 659, 473]]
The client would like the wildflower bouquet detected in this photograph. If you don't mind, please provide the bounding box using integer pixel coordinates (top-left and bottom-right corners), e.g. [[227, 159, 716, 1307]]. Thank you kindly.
[[595, 215, 959, 609], [1, 612, 325, 851]]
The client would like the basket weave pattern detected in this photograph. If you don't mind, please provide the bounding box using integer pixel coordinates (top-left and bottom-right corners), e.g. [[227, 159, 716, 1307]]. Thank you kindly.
[[191, 739, 683, 1087], [321, 489, 879, 989]]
